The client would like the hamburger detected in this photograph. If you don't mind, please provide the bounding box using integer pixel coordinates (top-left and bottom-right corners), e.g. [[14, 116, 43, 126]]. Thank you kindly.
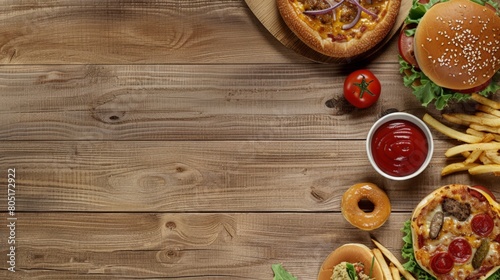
[[317, 243, 384, 280], [398, 0, 500, 110]]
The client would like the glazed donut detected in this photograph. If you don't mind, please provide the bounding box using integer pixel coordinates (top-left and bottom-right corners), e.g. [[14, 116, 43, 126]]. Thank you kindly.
[[341, 183, 391, 231]]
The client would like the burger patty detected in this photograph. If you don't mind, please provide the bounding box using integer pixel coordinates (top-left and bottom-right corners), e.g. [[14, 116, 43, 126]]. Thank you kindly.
[[442, 197, 471, 221]]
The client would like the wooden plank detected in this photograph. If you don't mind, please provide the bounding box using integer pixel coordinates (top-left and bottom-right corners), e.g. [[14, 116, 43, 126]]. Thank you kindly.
[[0, 140, 496, 212], [0, 0, 305, 64], [0, 63, 434, 141], [0, 212, 411, 279]]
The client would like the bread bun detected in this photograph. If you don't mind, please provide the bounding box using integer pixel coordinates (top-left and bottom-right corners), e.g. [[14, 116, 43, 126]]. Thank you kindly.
[[414, 0, 500, 90], [317, 243, 384, 280]]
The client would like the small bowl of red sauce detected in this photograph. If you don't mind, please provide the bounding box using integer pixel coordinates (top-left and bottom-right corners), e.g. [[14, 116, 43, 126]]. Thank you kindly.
[[366, 112, 433, 180]]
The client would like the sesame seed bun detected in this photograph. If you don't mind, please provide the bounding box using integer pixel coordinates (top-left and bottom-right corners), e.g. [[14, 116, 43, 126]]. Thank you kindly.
[[414, 0, 500, 90], [317, 243, 384, 280]]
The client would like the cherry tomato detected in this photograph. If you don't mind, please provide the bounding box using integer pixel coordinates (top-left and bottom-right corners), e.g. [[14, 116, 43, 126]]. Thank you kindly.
[[431, 252, 454, 275], [343, 69, 381, 109], [472, 213, 494, 237], [470, 185, 497, 202], [448, 238, 472, 263], [398, 24, 418, 68]]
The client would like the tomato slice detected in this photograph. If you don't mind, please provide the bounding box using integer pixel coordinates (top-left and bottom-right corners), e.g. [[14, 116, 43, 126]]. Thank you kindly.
[[448, 238, 472, 263], [449, 79, 491, 94], [398, 24, 418, 68], [471, 213, 494, 237], [485, 3, 496, 11], [431, 252, 454, 274], [470, 185, 497, 202]]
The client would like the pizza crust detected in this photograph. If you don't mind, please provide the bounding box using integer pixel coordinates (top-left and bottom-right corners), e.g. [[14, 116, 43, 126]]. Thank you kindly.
[[276, 0, 401, 59]]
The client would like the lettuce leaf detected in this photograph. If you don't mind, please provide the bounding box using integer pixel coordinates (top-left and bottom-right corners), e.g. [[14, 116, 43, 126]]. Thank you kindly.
[[404, 0, 442, 36], [401, 220, 435, 279], [272, 264, 298, 280], [400, 0, 500, 110], [401, 220, 500, 280], [346, 262, 358, 280]]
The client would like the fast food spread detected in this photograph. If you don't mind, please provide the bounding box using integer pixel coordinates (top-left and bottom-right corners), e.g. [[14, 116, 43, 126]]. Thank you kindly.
[[276, 0, 402, 58], [399, 0, 500, 109], [409, 184, 500, 279], [268, 1, 500, 279]]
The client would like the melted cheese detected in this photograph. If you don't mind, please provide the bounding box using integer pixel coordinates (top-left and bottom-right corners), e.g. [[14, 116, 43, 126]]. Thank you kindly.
[[413, 186, 500, 279], [291, 0, 388, 41]]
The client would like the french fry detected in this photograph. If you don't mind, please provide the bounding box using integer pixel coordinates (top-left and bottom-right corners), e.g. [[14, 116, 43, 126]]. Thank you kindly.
[[464, 150, 483, 164], [389, 263, 401, 280], [470, 123, 500, 134], [371, 239, 416, 280], [372, 248, 393, 280], [441, 162, 480, 176], [485, 150, 500, 164], [471, 93, 500, 109], [477, 104, 500, 118], [445, 142, 500, 157], [464, 134, 496, 163], [481, 133, 496, 143], [479, 152, 495, 165], [461, 151, 471, 158], [442, 113, 471, 126], [423, 114, 482, 143], [468, 164, 500, 175], [475, 112, 498, 119], [427, 94, 500, 176], [465, 128, 500, 142], [446, 113, 500, 127], [466, 128, 484, 137]]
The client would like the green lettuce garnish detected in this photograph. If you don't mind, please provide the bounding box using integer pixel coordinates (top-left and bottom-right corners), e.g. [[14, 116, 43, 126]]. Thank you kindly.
[[346, 262, 358, 280], [400, 0, 500, 110], [272, 264, 298, 280], [401, 220, 500, 280]]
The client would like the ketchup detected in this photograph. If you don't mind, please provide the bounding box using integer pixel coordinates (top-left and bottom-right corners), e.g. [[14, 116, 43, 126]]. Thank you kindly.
[[371, 120, 428, 177]]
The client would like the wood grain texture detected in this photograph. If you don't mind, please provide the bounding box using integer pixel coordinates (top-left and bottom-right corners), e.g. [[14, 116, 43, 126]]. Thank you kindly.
[[0, 63, 435, 141], [0, 0, 499, 279], [0, 0, 304, 64], [1, 140, 497, 212], [0, 212, 409, 279]]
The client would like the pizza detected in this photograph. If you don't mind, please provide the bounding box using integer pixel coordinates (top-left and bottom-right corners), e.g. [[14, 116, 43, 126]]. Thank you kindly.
[[276, 0, 402, 59], [411, 184, 500, 280]]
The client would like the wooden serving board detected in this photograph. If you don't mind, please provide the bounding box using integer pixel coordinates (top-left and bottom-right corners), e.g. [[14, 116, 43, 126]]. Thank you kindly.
[[245, 0, 413, 63]]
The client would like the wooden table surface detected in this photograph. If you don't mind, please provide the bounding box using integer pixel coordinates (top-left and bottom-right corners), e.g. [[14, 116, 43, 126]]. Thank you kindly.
[[1, 1, 499, 279]]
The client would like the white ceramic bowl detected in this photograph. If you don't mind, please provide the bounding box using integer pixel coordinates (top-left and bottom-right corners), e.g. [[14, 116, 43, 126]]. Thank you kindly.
[[366, 112, 434, 180]]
